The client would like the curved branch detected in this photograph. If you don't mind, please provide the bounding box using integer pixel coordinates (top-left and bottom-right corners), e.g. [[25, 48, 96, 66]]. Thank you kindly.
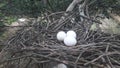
[[66, 0, 83, 12]]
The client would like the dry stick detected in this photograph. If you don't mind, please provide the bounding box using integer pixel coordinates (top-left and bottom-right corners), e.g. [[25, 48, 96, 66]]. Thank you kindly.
[[43, 11, 66, 29], [79, 0, 89, 21], [110, 57, 120, 65], [32, 53, 75, 67], [54, 12, 76, 31], [106, 56, 115, 68], [66, 53, 104, 68], [88, 0, 97, 6], [105, 45, 115, 68], [71, 42, 108, 49], [24, 58, 32, 68], [78, 13, 102, 24], [0, 54, 32, 64], [53, 0, 83, 31], [31, 57, 50, 63], [75, 57, 104, 68], [74, 51, 85, 68], [67, 0, 101, 23], [66, 0, 83, 12], [86, 5, 89, 18], [84, 52, 120, 66], [44, 13, 51, 30], [49, 13, 101, 30], [44, 11, 66, 18], [54, 12, 101, 31], [106, 64, 111, 68], [84, 0, 92, 18]]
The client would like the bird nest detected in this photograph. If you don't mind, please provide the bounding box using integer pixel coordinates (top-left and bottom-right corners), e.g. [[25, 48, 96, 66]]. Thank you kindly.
[[0, 12, 120, 68]]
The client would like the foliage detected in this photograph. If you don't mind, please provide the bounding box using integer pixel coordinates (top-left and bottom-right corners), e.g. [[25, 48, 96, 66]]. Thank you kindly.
[[3, 16, 17, 24], [0, 0, 72, 29], [88, 0, 120, 16], [0, 0, 72, 16]]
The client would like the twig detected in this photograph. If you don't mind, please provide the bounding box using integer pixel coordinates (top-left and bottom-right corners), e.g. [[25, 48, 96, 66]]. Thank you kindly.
[[74, 51, 85, 68], [110, 57, 120, 65], [84, 52, 120, 65], [105, 45, 115, 68], [0, 54, 32, 64], [31, 53, 75, 67]]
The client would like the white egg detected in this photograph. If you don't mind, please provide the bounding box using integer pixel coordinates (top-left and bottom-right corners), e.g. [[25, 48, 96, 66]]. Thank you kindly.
[[66, 30, 76, 38], [57, 63, 67, 68], [57, 31, 66, 41], [64, 36, 77, 46]]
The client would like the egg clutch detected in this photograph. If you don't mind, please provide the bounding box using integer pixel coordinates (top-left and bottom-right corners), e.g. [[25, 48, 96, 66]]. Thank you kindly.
[[57, 30, 77, 46]]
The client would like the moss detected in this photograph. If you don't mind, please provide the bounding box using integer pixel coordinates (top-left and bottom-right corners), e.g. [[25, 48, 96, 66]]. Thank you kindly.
[[3, 16, 18, 25]]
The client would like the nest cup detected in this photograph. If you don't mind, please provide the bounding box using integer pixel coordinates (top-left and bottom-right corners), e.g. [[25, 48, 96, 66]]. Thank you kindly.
[[0, 12, 120, 68]]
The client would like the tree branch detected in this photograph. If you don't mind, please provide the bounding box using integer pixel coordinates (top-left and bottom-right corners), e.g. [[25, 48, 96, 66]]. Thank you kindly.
[[66, 0, 83, 12]]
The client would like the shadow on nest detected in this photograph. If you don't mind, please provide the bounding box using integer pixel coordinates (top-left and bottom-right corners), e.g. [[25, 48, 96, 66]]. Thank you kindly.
[[0, 12, 120, 68]]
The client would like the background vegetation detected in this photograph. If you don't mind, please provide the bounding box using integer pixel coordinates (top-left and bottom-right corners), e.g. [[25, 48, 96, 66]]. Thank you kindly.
[[0, 0, 120, 33]]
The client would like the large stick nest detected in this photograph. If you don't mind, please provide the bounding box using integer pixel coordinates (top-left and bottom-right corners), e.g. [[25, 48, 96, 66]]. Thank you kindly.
[[0, 11, 120, 68]]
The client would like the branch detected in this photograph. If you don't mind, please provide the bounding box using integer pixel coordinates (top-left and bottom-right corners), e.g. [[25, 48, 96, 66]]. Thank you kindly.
[[66, 0, 83, 12]]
